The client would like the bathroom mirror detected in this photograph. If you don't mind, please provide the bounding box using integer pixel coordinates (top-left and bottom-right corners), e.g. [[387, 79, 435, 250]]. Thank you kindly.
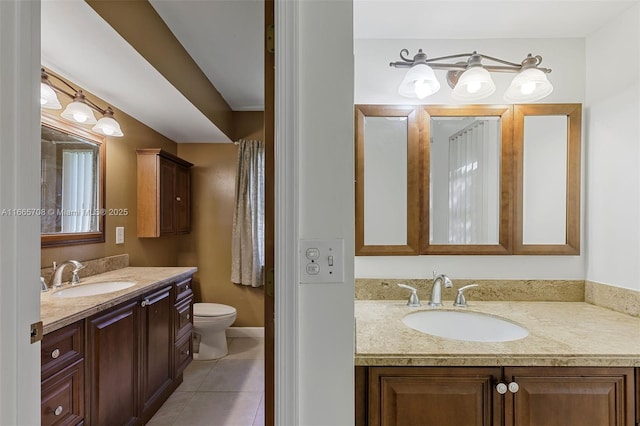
[[41, 113, 106, 247], [355, 105, 423, 255], [423, 106, 513, 254], [513, 104, 581, 254]]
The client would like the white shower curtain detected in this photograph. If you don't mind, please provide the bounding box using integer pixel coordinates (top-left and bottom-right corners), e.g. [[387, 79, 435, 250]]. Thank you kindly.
[[231, 139, 265, 287], [61, 150, 96, 233]]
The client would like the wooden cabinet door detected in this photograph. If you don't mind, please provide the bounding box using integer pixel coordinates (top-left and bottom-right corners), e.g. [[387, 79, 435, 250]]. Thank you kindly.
[[369, 367, 503, 426], [159, 158, 176, 235], [87, 301, 139, 426], [140, 286, 174, 421], [41, 359, 84, 426], [174, 164, 190, 233], [504, 367, 636, 426]]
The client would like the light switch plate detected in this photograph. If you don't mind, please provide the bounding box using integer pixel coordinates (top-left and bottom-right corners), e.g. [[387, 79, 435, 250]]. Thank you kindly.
[[299, 239, 344, 283], [115, 227, 125, 244]]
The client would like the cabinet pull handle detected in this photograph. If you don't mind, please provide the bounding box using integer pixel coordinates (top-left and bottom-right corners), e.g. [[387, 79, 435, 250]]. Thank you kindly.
[[51, 348, 60, 359], [508, 382, 519, 393], [496, 382, 508, 394], [54, 405, 63, 416]]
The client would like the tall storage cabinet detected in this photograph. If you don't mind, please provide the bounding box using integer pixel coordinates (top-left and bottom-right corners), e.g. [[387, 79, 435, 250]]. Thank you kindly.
[[137, 149, 193, 238]]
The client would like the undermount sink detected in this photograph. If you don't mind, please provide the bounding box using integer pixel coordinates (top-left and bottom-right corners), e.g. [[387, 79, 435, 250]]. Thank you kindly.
[[52, 281, 136, 298], [402, 310, 529, 342]]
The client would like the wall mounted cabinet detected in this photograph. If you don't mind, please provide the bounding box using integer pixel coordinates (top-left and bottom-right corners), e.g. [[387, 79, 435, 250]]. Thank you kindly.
[[137, 149, 193, 238], [355, 103, 582, 256]]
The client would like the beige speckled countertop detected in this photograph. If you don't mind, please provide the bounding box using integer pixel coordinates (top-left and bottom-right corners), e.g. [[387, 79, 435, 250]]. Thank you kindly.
[[41, 266, 197, 334], [355, 300, 640, 367]]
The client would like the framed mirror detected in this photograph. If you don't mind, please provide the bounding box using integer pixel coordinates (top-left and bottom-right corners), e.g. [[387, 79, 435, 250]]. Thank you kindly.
[[41, 113, 106, 247], [355, 105, 424, 255], [422, 106, 513, 254], [513, 104, 581, 254]]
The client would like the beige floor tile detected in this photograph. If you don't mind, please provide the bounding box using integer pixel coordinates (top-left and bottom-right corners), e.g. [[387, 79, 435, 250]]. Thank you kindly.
[[199, 359, 264, 392], [177, 391, 263, 426], [252, 393, 265, 426], [226, 338, 265, 360], [146, 391, 195, 425], [178, 359, 218, 391]]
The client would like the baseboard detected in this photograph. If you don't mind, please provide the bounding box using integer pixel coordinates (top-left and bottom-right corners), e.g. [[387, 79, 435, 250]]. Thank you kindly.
[[226, 327, 265, 338]]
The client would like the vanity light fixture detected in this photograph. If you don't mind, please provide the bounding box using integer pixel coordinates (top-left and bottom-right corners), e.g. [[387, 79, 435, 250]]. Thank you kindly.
[[40, 68, 124, 137], [390, 49, 553, 102]]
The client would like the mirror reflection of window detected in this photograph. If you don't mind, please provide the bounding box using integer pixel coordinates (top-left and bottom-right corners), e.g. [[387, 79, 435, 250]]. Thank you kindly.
[[41, 125, 100, 234], [430, 116, 500, 245]]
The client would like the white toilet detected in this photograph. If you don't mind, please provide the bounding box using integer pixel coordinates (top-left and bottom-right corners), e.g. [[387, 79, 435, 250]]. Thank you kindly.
[[193, 303, 237, 360]]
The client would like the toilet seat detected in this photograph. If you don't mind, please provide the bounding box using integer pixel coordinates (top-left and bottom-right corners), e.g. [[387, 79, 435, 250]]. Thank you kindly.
[[194, 303, 236, 317]]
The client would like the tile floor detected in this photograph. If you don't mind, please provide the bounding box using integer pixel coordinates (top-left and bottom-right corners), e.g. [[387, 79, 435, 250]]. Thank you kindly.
[[148, 337, 265, 426]]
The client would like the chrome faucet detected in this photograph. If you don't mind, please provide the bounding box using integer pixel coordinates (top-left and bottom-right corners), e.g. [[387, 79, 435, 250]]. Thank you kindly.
[[428, 271, 452, 307], [50, 260, 85, 289]]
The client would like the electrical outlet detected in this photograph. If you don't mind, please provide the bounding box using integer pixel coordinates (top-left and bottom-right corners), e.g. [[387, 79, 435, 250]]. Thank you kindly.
[[115, 227, 125, 244], [299, 239, 344, 283]]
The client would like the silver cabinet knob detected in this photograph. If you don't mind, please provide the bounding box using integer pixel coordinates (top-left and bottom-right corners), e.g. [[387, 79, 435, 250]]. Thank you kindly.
[[496, 382, 508, 394], [51, 349, 60, 359], [176, 196, 181, 202], [54, 405, 63, 416], [508, 382, 519, 393], [186, 314, 190, 320]]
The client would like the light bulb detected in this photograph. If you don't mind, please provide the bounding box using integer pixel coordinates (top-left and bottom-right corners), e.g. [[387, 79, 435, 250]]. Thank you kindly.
[[414, 79, 432, 99], [520, 81, 536, 95], [467, 81, 482, 94], [73, 112, 88, 123], [101, 126, 115, 136]]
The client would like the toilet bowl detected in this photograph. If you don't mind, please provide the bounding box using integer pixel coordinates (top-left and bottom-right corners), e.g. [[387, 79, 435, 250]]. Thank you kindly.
[[193, 303, 237, 360]]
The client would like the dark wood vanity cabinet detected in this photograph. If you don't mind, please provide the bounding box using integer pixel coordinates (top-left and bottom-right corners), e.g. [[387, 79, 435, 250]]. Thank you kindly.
[[40, 321, 85, 426], [137, 149, 193, 238], [359, 366, 637, 426], [87, 300, 140, 425], [42, 278, 195, 426], [140, 286, 174, 422]]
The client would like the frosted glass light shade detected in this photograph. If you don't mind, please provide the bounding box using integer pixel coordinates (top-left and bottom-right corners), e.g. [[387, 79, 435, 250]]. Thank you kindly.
[[504, 68, 554, 102], [61, 100, 97, 124], [398, 64, 441, 99], [92, 115, 124, 137], [451, 66, 496, 101], [40, 83, 61, 109]]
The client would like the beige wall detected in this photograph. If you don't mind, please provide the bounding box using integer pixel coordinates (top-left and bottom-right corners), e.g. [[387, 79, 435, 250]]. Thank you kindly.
[[177, 111, 265, 327], [41, 70, 180, 268]]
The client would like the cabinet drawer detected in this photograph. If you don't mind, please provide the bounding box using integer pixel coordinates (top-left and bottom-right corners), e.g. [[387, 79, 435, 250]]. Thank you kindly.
[[41, 322, 84, 379], [175, 297, 193, 340], [174, 278, 193, 303], [174, 333, 193, 377], [41, 359, 84, 426]]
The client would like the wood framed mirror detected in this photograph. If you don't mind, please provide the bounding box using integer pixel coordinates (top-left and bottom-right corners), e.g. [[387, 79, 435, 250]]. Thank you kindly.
[[513, 104, 581, 254], [422, 105, 513, 255], [355, 105, 424, 255], [41, 113, 106, 247]]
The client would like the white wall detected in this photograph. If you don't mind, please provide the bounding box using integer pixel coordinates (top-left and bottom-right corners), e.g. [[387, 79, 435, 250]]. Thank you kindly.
[[585, 4, 640, 291], [355, 37, 587, 279], [298, 1, 354, 424], [0, 0, 42, 423]]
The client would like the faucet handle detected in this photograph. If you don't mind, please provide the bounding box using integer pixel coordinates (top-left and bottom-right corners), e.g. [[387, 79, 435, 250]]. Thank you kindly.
[[453, 284, 479, 307], [397, 283, 420, 307]]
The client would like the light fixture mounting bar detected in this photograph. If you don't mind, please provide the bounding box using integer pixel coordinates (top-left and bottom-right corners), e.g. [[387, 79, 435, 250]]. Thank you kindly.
[[41, 68, 109, 115], [389, 50, 551, 74]]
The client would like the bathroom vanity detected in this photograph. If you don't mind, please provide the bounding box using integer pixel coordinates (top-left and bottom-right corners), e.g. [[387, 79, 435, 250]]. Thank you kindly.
[[40, 267, 196, 425], [355, 301, 640, 426]]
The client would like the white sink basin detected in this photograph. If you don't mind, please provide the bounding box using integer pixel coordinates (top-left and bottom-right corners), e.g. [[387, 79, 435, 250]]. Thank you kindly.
[[402, 310, 529, 342], [52, 281, 136, 298]]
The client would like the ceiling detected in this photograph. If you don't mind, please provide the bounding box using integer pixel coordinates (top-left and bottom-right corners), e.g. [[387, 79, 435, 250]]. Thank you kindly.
[[41, 0, 637, 143]]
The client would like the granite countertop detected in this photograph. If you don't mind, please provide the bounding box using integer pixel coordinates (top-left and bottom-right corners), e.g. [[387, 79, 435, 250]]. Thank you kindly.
[[41, 266, 197, 334], [355, 300, 640, 367]]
